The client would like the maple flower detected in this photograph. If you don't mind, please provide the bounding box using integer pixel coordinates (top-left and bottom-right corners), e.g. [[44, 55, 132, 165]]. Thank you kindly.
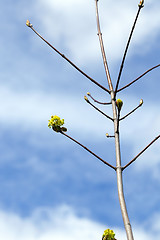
[[48, 115, 67, 132], [102, 229, 116, 240]]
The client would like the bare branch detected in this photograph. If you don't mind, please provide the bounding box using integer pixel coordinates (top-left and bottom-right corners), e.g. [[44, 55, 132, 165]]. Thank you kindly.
[[60, 131, 116, 170], [114, 5, 144, 96], [87, 92, 111, 105], [120, 99, 143, 121], [84, 96, 113, 121], [117, 64, 160, 92], [95, 0, 113, 91], [26, 21, 110, 93], [122, 135, 160, 170]]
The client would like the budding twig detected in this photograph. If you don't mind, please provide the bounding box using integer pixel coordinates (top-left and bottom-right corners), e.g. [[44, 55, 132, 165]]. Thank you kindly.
[[106, 133, 115, 138], [26, 20, 110, 93], [61, 131, 116, 170], [122, 134, 160, 170], [117, 64, 160, 92], [87, 92, 111, 105], [84, 96, 113, 121], [114, 4, 144, 97], [120, 99, 143, 121]]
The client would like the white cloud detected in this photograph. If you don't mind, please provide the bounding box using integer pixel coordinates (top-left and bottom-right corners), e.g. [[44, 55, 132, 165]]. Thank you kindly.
[[0, 205, 160, 240], [0, 85, 113, 138]]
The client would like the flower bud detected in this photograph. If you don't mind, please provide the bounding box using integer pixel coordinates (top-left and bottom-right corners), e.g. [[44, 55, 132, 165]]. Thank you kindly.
[[116, 99, 123, 111], [26, 20, 33, 27], [84, 96, 89, 103], [139, 99, 143, 106], [138, 0, 144, 7]]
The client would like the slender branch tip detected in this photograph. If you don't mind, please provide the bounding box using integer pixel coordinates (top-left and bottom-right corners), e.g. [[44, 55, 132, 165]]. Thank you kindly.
[[139, 99, 143, 106], [84, 95, 90, 103]]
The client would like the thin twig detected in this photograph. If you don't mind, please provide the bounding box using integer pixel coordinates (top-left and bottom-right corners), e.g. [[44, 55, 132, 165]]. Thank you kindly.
[[60, 131, 116, 170], [84, 96, 113, 121], [27, 22, 110, 93], [117, 64, 160, 92], [106, 133, 115, 138], [87, 92, 111, 105], [122, 135, 160, 170], [114, 5, 143, 96], [120, 102, 143, 121], [95, 0, 113, 91]]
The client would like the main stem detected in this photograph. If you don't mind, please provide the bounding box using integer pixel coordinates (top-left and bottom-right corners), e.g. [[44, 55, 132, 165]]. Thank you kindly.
[[95, 1, 134, 239], [111, 91, 134, 240]]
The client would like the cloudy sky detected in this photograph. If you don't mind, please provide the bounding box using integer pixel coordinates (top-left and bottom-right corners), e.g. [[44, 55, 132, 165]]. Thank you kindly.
[[0, 0, 160, 239]]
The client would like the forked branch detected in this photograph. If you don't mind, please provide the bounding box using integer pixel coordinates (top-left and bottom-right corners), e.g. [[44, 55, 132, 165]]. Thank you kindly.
[[122, 134, 160, 170], [26, 20, 110, 93]]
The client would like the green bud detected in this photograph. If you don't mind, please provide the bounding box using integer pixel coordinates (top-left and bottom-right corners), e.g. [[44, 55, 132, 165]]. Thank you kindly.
[[116, 99, 123, 111]]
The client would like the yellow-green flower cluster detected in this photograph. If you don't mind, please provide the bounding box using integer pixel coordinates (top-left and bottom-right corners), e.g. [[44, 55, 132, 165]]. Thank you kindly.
[[48, 115, 67, 132], [102, 229, 116, 240]]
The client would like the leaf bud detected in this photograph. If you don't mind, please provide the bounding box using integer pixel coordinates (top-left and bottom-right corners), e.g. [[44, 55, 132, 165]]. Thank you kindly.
[[84, 96, 89, 103], [138, 0, 144, 8], [139, 99, 143, 106], [26, 20, 33, 27]]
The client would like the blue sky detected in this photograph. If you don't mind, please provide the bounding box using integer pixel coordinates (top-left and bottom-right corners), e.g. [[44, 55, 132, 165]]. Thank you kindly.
[[0, 0, 160, 239]]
